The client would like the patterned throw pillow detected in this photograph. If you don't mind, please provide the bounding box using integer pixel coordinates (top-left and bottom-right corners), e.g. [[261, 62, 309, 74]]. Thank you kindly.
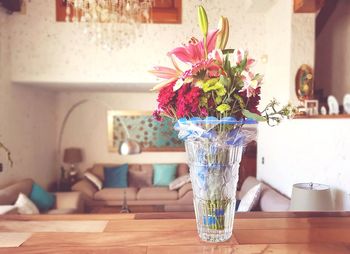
[[15, 193, 39, 214], [84, 172, 103, 190], [169, 174, 191, 190], [237, 184, 262, 212]]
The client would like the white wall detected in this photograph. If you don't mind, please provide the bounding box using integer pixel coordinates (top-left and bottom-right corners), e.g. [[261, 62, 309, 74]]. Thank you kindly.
[[0, 11, 57, 188], [257, 119, 350, 210], [315, 0, 350, 101], [262, 0, 293, 106], [57, 92, 187, 172]]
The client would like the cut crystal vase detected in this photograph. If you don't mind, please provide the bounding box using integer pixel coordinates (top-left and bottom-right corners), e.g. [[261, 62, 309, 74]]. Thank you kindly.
[[185, 139, 243, 242]]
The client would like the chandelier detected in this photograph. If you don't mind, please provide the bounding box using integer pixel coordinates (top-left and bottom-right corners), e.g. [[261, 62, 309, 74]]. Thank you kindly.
[[65, 0, 154, 50]]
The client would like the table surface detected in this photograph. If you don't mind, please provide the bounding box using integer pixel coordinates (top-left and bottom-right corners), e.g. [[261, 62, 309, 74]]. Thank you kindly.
[[0, 212, 350, 253]]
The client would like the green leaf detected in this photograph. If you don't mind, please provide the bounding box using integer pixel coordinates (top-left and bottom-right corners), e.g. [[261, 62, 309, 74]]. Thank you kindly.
[[233, 94, 245, 109], [223, 55, 231, 75], [219, 75, 230, 88], [242, 109, 266, 122]]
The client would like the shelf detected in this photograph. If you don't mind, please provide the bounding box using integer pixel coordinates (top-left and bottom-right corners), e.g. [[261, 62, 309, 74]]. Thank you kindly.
[[294, 114, 350, 120]]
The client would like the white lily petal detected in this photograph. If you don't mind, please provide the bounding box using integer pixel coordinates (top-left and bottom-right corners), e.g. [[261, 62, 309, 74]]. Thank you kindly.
[[173, 79, 184, 91]]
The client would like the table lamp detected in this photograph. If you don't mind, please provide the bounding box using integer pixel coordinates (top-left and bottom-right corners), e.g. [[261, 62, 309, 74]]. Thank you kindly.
[[63, 147, 82, 173], [289, 183, 333, 211]]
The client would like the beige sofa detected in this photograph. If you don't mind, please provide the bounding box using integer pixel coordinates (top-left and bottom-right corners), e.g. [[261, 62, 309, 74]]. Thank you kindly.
[[0, 179, 84, 214], [72, 163, 193, 211], [238, 176, 290, 211]]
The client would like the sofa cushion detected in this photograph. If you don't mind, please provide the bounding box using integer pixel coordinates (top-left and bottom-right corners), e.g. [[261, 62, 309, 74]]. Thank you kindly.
[[260, 189, 290, 212], [237, 184, 262, 212], [169, 174, 191, 191], [71, 179, 97, 199], [153, 164, 177, 187], [90, 164, 106, 180], [15, 193, 39, 215], [46, 208, 78, 214], [29, 183, 55, 212], [84, 172, 103, 190], [90, 163, 120, 180], [238, 176, 262, 200], [94, 188, 137, 201], [103, 164, 128, 188], [129, 165, 153, 188], [137, 187, 178, 200], [0, 179, 34, 205]]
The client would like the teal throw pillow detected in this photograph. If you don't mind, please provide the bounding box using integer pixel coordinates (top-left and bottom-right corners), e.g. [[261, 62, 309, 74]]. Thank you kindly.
[[153, 164, 177, 186], [29, 183, 55, 212], [104, 164, 128, 188]]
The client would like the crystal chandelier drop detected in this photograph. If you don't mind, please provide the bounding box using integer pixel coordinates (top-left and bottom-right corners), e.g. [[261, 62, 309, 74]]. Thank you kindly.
[[65, 0, 154, 51]]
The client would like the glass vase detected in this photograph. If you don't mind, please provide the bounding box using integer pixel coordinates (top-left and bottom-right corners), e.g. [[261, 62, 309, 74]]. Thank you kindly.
[[185, 139, 243, 242]]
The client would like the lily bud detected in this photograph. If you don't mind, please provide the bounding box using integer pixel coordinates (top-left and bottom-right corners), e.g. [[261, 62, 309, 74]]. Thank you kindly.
[[216, 16, 229, 50], [222, 17, 229, 49], [198, 5, 208, 37]]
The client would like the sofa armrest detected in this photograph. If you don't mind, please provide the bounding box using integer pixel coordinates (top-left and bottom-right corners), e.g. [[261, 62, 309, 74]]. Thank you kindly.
[[259, 189, 290, 212], [178, 183, 192, 198], [71, 179, 97, 199], [54, 192, 84, 213]]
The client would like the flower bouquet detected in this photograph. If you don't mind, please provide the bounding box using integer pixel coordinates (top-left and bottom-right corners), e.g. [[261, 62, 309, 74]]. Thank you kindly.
[[150, 6, 295, 242]]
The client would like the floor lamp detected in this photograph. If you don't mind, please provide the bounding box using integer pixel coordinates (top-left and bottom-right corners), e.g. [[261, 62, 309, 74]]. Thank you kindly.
[[57, 99, 141, 179]]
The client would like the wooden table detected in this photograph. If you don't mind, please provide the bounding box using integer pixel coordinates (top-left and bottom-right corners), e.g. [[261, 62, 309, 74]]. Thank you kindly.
[[0, 212, 350, 253]]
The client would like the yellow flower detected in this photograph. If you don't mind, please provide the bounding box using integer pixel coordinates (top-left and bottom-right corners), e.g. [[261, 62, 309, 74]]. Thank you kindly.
[[215, 96, 222, 105], [216, 104, 231, 113]]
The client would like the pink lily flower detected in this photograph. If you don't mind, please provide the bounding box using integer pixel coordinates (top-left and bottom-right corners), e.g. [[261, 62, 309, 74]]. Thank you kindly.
[[208, 49, 224, 65], [150, 55, 185, 91], [149, 66, 179, 79], [191, 59, 222, 78], [240, 71, 263, 98], [232, 49, 255, 70], [168, 30, 219, 65]]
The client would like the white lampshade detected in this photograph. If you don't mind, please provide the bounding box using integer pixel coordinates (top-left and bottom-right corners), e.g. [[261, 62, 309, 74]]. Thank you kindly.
[[289, 183, 333, 211]]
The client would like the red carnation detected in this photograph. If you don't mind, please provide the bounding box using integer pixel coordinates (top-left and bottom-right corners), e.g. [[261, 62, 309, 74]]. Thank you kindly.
[[157, 82, 176, 111], [185, 86, 201, 113], [176, 84, 203, 118]]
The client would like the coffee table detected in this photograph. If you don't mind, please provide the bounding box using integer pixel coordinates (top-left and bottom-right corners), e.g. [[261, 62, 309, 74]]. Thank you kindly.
[[0, 212, 350, 253]]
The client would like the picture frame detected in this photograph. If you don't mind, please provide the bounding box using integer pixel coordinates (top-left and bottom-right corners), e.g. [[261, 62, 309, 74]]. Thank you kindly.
[[304, 99, 319, 116], [295, 64, 314, 101], [107, 110, 184, 152]]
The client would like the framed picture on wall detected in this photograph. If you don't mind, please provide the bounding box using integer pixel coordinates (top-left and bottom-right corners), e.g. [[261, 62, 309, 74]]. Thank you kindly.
[[107, 110, 184, 152]]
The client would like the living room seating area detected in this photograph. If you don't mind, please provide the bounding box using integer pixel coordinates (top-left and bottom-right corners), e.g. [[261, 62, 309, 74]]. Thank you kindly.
[[72, 163, 194, 212], [0, 179, 83, 215]]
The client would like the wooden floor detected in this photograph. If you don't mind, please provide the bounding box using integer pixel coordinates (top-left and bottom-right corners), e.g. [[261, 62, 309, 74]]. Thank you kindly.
[[0, 212, 349, 253]]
